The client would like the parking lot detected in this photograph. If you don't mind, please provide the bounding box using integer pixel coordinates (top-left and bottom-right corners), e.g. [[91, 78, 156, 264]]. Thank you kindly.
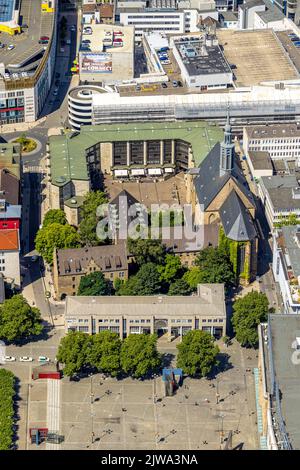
[[10, 339, 259, 450]]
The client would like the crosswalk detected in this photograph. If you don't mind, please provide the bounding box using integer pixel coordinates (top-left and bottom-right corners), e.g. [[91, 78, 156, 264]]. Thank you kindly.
[[46, 379, 61, 450]]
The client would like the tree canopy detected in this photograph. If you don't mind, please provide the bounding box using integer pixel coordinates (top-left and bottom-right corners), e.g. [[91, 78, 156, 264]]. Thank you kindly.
[[88, 331, 121, 376], [177, 330, 219, 377], [231, 291, 269, 347], [77, 271, 112, 296], [56, 330, 90, 376], [168, 278, 192, 296], [117, 263, 161, 296], [0, 295, 43, 342], [127, 238, 166, 266], [194, 247, 235, 286], [158, 254, 183, 284], [182, 267, 203, 291], [79, 191, 108, 246], [43, 209, 67, 227], [120, 334, 161, 378], [35, 222, 80, 265]]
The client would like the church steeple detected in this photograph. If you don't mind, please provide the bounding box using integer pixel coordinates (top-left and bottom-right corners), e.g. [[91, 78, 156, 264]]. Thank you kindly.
[[220, 108, 235, 176]]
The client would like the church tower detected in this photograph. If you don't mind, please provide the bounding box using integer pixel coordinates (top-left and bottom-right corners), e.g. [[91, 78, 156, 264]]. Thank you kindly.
[[220, 110, 235, 176]]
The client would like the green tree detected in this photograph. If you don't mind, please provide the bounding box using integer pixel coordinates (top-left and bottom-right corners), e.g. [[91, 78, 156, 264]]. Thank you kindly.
[[231, 291, 269, 347], [0, 295, 43, 342], [177, 330, 219, 377], [127, 238, 166, 266], [274, 213, 300, 228], [57, 330, 90, 377], [158, 254, 183, 284], [0, 369, 15, 450], [88, 331, 121, 376], [182, 267, 203, 291], [168, 278, 192, 296], [195, 247, 235, 286], [118, 263, 161, 296], [120, 334, 161, 378], [35, 222, 80, 265], [115, 275, 138, 296], [43, 209, 67, 227], [79, 191, 108, 246], [77, 271, 111, 296]]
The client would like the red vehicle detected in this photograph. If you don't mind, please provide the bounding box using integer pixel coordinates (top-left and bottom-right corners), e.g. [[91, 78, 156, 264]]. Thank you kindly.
[[32, 367, 61, 380], [40, 36, 49, 41], [113, 38, 123, 43], [114, 31, 124, 36]]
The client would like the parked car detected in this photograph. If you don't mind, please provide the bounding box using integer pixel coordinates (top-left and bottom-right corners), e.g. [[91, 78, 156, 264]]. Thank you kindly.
[[22, 24, 29, 29], [5, 356, 16, 362], [66, 39, 71, 45], [161, 82, 168, 88], [7, 44, 15, 50], [20, 356, 33, 362], [135, 84, 141, 91], [39, 40, 48, 44], [70, 25, 76, 32], [53, 89, 58, 96], [172, 80, 179, 87], [40, 36, 49, 41], [38, 356, 50, 363]]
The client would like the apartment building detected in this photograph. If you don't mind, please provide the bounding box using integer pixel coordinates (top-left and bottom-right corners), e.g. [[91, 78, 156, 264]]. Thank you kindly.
[[0, 229, 20, 289]]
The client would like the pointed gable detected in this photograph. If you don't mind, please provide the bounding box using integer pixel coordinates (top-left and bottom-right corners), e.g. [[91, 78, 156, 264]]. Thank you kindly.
[[219, 190, 257, 241]]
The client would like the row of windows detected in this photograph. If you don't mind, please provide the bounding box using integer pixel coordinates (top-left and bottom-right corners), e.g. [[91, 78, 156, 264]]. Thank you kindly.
[[250, 138, 300, 144], [127, 15, 181, 19], [129, 319, 151, 324]]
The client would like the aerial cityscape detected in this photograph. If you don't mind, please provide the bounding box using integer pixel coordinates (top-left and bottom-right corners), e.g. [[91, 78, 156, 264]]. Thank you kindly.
[[1, 0, 300, 454]]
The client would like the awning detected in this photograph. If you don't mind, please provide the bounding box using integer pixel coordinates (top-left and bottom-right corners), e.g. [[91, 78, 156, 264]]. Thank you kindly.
[[131, 168, 145, 176], [164, 167, 174, 173], [114, 169, 128, 177], [148, 168, 162, 175]]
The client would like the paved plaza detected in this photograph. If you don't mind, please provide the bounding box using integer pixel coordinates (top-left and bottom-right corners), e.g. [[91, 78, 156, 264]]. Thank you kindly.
[[2, 338, 259, 450]]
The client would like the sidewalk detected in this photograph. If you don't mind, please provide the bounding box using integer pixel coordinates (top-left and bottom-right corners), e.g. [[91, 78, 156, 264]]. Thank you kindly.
[[0, 117, 47, 134]]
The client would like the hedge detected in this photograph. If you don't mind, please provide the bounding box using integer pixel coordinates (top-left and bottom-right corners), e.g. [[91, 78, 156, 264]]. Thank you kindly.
[[0, 369, 15, 450]]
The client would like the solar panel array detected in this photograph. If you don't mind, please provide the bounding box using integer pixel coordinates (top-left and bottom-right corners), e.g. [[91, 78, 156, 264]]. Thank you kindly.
[[0, 0, 15, 23]]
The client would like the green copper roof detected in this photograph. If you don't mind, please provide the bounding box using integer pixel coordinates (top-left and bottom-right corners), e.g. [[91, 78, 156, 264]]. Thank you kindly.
[[49, 121, 223, 186]]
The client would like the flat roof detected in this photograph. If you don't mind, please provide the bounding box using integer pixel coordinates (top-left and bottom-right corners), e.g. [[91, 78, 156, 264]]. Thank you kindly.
[[248, 151, 273, 171], [48, 121, 223, 186], [269, 314, 300, 450], [81, 23, 134, 55], [216, 29, 298, 87], [245, 123, 300, 139], [280, 226, 300, 278], [260, 175, 300, 211], [0, 0, 55, 74], [174, 37, 232, 77], [65, 284, 226, 318]]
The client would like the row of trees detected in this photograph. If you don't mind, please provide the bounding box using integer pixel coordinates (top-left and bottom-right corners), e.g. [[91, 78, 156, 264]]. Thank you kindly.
[[35, 191, 108, 264], [57, 329, 220, 379], [57, 331, 161, 378], [0, 369, 15, 450]]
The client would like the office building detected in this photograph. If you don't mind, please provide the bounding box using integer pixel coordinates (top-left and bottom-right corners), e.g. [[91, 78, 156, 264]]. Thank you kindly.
[[65, 283, 227, 339], [0, 0, 57, 123], [258, 175, 300, 229], [272, 225, 300, 314]]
